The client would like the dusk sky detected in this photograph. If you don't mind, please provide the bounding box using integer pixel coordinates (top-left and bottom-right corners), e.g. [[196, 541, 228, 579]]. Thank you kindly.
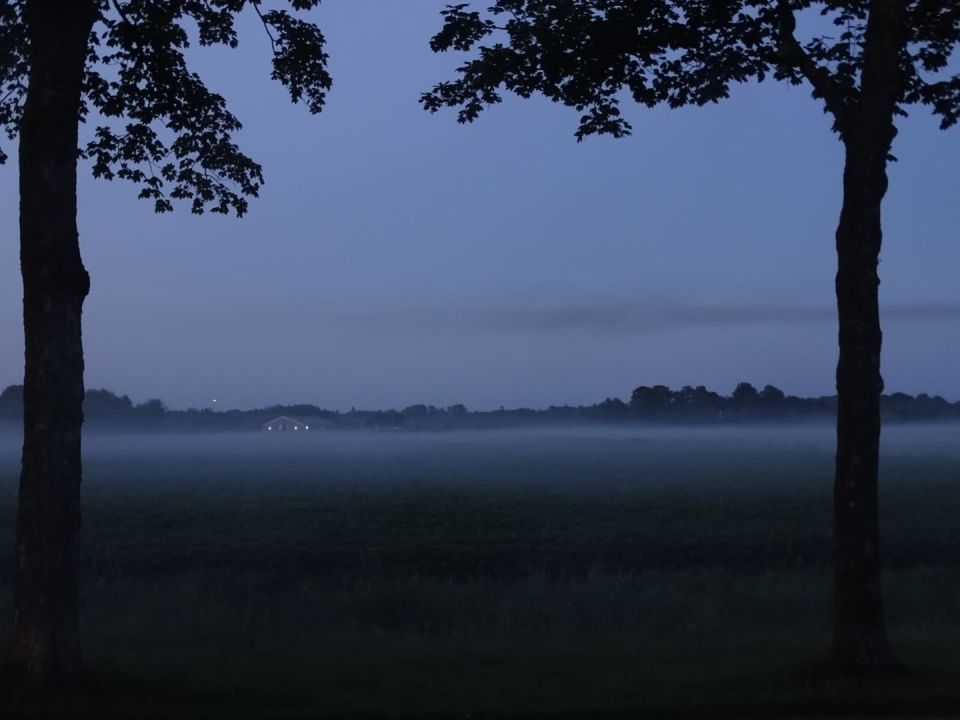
[[1, 1, 958, 411]]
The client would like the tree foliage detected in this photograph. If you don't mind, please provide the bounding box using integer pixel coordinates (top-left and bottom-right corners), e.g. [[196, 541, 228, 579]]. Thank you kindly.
[[0, 0, 331, 214], [0, 384, 24, 420], [421, 1, 960, 142]]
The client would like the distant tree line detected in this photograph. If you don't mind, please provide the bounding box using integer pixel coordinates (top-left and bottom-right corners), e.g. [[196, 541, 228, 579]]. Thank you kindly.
[[1, 382, 957, 433]]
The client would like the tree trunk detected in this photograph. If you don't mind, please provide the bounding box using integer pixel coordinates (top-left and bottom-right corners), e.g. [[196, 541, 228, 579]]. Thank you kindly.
[[830, 0, 907, 674], [831, 137, 892, 674], [13, 0, 96, 687]]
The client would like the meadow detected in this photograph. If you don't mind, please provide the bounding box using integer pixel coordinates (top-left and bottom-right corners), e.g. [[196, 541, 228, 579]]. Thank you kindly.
[[0, 425, 958, 717]]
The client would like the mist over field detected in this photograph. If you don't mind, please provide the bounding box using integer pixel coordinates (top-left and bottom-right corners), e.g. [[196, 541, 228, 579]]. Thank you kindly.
[[3, 422, 959, 482], [0, 423, 958, 508]]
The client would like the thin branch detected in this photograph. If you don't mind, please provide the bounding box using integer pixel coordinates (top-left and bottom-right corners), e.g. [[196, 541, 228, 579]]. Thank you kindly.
[[110, 0, 132, 25], [250, 1, 278, 55], [0, 82, 23, 106]]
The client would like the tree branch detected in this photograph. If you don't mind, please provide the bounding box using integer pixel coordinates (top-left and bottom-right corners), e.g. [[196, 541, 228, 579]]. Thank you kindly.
[[776, 0, 851, 134], [250, 1, 278, 55], [110, 0, 131, 26]]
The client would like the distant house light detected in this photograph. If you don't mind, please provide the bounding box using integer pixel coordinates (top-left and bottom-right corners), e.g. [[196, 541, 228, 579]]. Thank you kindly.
[[305, 426, 309, 430]]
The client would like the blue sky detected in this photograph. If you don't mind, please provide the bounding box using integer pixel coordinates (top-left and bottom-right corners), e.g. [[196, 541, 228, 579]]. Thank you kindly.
[[1, 1, 958, 410]]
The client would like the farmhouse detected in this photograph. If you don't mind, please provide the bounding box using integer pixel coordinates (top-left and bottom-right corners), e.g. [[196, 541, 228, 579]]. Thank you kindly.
[[262, 416, 309, 432], [262, 416, 334, 432]]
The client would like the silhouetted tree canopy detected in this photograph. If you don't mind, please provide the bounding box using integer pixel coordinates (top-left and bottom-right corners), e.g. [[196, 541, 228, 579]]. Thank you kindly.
[[0, 384, 23, 420], [761, 384, 786, 403], [629, 384, 673, 418], [83, 388, 134, 419], [732, 381, 760, 405], [597, 397, 630, 420], [422, 1, 960, 142], [0, 0, 331, 214]]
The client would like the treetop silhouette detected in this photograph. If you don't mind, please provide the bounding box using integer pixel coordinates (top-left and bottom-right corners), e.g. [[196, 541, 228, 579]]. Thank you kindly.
[[1, 0, 331, 214], [422, 1, 959, 140]]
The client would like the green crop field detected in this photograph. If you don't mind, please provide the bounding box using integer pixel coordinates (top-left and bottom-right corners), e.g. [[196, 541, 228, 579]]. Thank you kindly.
[[0, 425, 958, 717]]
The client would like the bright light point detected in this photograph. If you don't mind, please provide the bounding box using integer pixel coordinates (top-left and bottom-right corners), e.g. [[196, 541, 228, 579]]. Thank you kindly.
[[305, 426, 309, 430]]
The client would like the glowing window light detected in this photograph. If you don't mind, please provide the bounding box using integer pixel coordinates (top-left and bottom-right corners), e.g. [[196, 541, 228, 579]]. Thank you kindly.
[[305, 425, 310, 430], [267, 426, 272, 431]]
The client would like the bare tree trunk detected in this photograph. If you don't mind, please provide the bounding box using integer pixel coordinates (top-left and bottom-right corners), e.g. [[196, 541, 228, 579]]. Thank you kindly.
[[832, 141, 892, 673], [13, 0, 96, 687], [830, 0, 907, 674]]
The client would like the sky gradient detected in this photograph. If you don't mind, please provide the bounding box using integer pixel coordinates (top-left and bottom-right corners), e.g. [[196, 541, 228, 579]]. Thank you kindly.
[[1, 1, 958, 411]]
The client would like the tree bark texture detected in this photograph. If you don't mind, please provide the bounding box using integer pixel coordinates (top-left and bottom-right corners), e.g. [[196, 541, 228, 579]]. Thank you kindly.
[[13, 0, 96, 686], [831, 0, 908, 673]]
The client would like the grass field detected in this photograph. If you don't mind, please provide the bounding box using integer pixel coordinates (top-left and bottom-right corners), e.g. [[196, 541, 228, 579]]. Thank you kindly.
[[0, 425, 958, 717]]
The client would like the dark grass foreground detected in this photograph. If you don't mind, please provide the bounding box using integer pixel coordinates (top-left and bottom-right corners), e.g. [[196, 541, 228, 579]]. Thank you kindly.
[[0, 428, 958, 716], [3, 643, 960, 718]]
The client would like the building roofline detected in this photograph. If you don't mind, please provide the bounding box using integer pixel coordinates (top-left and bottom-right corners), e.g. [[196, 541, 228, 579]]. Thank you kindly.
[[262, 416, 306, 426]]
